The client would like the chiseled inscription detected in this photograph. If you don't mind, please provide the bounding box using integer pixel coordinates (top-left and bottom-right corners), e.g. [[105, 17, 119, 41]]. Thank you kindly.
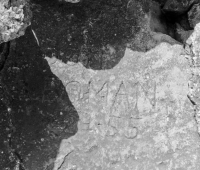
[[110, 81, 130, 118], [96, 81, 108, 103], [65, 81, 81, 103]]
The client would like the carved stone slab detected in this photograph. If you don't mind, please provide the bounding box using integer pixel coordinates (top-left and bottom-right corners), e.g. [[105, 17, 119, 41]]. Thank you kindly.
[[46, 42, 200, 170]]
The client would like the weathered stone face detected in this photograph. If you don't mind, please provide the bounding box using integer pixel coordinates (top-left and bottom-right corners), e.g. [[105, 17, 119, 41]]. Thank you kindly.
[[188, 3, 200, 28], [0, 0, 32, 44], [186, 23, 200, 138], [46, 38, 200, 169], [163, 0, 198, 15]]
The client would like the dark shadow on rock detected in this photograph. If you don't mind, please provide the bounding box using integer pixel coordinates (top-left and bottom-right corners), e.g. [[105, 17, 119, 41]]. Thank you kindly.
[[30, 0, 138, 70], [0, 27, 79, 170]]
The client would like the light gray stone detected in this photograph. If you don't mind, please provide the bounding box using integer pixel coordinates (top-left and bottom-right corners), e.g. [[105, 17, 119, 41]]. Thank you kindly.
[[0, 0, 31, 44], [186, 23, 200, 137], [46, 37, 200, 169]]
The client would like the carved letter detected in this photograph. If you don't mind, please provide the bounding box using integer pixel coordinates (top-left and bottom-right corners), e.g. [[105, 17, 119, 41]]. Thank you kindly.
[[110, 81, 130, 118]]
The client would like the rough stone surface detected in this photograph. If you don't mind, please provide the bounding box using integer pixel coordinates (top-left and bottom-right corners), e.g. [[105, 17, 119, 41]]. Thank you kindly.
[[126, 0, 181, 52], [0, 0, 32, 44], [186, 23, 200, 136], [29, 0, 182, 71], [188, 3, 200, 28], [58, 0, 81, 3], [149, 1, 169, 35], [163, 0, 198, 15], [152, 0, 167, 6], [46, 39, 200, 169], [175, 24, 193, 44]]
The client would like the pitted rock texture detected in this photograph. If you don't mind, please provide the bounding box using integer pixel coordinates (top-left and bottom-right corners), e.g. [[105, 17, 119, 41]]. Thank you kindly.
[[0, 0, 32, 44], [186, 23, 200, 136], [163, 0, 198, 15], [188, 3, 200, 28], [46, 41, 200, 170]]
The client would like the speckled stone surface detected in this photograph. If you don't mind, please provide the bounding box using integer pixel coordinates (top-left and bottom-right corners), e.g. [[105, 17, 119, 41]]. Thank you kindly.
[[0, 0, 31, 44], [186, 23, 200, 139], [163, 0, 198, 15], [46, 37, 200, 169]]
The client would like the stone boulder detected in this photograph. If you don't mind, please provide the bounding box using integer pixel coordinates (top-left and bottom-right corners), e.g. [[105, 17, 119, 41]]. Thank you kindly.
[[0, 0, 32, 44], [45, 31, 200, 169]]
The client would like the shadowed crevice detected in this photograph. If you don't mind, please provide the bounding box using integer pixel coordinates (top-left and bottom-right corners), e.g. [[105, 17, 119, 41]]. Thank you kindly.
[[0, 27, 79, 170]]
